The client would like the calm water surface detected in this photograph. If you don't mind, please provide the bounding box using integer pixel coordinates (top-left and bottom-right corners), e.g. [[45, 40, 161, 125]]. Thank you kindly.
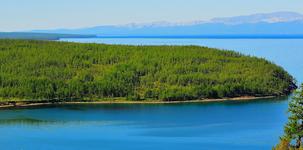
[[0, 99, 290, 150], [1, 38, 302, 150]]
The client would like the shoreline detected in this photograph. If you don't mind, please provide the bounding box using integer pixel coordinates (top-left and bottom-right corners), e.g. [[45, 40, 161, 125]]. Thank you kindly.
[[0, 96, 277, 109]]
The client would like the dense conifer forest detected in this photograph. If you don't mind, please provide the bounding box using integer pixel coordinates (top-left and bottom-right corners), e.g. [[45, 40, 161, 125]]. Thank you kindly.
[[0, 40, 296, 102]]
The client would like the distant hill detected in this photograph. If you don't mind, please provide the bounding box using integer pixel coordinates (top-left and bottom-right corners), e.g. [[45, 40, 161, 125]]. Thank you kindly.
[[32, 12, 303, 37], [0, 32, 96, 40]]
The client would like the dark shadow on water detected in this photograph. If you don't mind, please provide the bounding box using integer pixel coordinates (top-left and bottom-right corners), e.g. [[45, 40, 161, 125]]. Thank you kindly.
[[0, 117, 125, 126], [0, 118, 55, 126]]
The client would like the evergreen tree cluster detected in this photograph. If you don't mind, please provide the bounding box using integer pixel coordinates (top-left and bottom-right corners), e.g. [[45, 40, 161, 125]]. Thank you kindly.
[[0, 40, 296, 102], [274, 84, 303, 150]]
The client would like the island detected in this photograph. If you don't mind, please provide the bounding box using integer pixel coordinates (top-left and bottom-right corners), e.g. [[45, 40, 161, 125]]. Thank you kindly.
[[0, 39, 297, 107]]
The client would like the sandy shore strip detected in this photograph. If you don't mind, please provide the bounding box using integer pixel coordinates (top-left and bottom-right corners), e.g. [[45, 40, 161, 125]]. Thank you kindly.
[[0, 96, 277, 108]]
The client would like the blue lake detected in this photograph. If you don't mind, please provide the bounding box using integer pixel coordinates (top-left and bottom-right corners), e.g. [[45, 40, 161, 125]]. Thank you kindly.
[[1, 38, 302, 150]]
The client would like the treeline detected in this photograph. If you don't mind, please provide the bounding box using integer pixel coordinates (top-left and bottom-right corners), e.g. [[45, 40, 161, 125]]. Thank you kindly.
[[0, 40, 296, 102]]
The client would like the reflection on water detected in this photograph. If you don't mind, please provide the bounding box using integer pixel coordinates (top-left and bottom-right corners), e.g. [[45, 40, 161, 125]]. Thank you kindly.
[[0, 117, 128, 127], [0, 118, 52, 125]]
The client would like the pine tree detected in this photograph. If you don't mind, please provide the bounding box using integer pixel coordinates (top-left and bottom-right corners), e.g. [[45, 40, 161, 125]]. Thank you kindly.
[[285, 84, 303, 148], [275, 84, 303, 149]]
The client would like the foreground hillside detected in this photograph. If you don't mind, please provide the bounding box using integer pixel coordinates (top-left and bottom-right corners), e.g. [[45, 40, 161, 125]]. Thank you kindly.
[[0, 40, 296, 102]]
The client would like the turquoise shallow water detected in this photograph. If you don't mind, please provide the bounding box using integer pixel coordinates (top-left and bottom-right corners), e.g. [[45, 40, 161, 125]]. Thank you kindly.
[[1, 38, 302, 150]]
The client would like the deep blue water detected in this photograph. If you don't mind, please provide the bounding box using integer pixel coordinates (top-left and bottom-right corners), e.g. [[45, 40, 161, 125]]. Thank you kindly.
[[0, 99, 290, 150], [1, 38, 302, 150]]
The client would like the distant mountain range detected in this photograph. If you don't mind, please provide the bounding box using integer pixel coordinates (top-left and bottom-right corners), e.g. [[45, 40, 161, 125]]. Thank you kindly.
[[209, 11, 303, 24], [32, 11, 303, 37]]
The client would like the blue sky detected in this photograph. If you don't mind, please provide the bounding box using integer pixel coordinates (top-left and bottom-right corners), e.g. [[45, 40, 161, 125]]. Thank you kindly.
[[1, 0, 303, 31]]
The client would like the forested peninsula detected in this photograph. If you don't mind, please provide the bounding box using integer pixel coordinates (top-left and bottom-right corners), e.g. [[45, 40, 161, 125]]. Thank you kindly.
[[0, 40, 297, 104]]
